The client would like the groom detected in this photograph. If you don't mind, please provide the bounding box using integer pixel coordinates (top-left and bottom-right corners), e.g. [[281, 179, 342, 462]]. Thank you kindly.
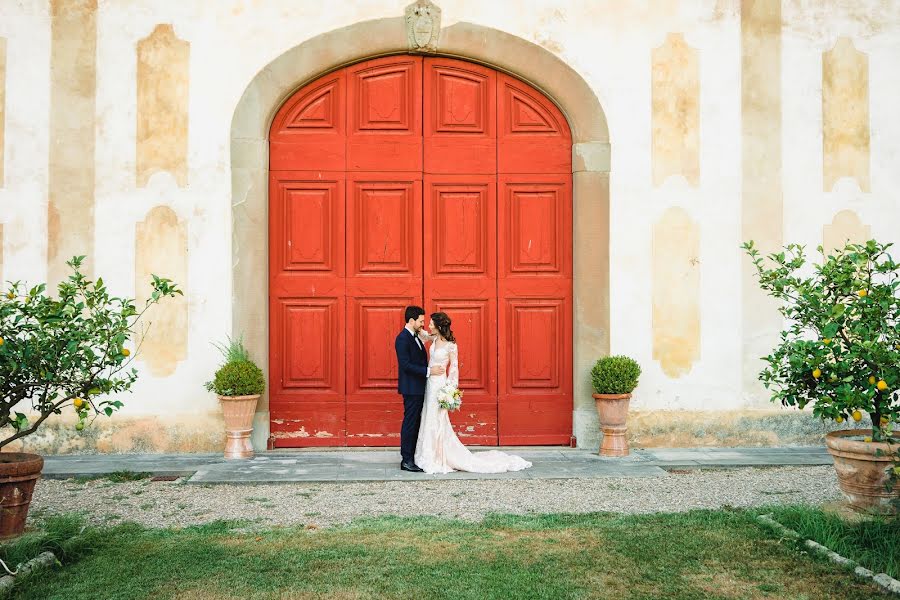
[[395, 305, 444, 472]]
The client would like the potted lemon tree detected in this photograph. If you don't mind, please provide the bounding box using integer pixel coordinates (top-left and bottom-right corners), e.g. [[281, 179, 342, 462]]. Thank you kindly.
[[204, 336, 264, 459], [744, 239, 899, 514], [0, 256, 180, 537], [591, 355, 641, 457]]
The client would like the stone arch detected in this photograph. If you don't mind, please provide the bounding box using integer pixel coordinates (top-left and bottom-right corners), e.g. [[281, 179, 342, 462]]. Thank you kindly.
[[231, 17, 611, 449]]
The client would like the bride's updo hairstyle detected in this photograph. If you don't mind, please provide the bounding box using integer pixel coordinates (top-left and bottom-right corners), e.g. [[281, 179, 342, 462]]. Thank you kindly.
[[430, 312, 456, 342]]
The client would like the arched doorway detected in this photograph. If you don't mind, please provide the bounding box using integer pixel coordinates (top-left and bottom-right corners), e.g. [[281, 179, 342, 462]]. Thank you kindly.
[[268, 55, 573, 447]]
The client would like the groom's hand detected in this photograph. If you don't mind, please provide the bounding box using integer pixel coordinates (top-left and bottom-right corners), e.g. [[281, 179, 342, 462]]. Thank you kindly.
[[430, 365, 445, 376]]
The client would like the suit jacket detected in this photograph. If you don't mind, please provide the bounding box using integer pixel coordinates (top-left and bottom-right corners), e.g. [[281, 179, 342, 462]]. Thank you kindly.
[[395, 328, 428, 395]]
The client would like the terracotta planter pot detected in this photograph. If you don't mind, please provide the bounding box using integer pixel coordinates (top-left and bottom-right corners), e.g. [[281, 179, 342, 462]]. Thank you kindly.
[[0, 453, 44, 539], [593, 393, 631, 457], [825, 430, 899, 515], [218, 394, 260, 459]]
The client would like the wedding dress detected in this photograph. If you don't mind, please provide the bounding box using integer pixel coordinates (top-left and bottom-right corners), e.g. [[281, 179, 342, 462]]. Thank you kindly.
[[414, 336, 532, 474]]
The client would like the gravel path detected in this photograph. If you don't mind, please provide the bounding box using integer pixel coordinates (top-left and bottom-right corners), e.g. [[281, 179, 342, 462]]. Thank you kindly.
[[28, 466, 843, 530]]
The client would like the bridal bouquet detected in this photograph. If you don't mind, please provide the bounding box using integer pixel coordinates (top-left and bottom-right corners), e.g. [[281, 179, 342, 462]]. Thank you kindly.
[[437, 384, 463, 411]]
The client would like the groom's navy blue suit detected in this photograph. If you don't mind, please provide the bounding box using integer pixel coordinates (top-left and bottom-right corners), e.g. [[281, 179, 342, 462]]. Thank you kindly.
[[395, 328, 428, 464]]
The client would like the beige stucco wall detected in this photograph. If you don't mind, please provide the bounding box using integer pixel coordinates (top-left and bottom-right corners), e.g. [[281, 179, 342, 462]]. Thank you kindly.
[[1, 0, 897, 453]]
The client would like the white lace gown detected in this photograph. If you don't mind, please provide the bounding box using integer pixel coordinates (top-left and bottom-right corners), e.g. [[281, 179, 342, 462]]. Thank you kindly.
[[414, 337, 532, 474]]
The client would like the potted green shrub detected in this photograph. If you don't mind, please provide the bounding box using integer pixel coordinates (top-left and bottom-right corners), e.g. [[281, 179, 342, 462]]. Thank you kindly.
[[204, 336, 265, 459], [744, 239, 899, 514], [591, 355, 642, 456], [0, 256, 180, 537]]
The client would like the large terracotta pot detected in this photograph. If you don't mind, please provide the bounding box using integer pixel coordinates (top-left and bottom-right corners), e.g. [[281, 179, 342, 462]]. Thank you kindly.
[[825, 430, 899, 515], [218, 394, 260, 459], [593, 393, 631, 457], [0, 453, 44, 539]]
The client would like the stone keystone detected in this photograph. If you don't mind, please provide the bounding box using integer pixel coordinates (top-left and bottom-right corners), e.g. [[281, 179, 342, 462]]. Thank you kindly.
[[405, 0, 441, 52]]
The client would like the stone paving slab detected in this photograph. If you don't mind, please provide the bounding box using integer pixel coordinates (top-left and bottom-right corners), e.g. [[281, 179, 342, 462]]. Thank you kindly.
[[41, 453, 226, 478], [188, 451, 669, 484], [37, 446, 833, 483]]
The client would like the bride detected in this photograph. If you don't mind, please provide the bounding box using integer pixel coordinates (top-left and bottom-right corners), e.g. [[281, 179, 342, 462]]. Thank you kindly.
[[414, 312, 532, 474]]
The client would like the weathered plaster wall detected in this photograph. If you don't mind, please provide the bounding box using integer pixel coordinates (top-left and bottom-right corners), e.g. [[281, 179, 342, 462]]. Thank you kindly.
[[48, 0, 97, 289], [0, 36, 6, 188], [0, 4, 49, 295], [136, 24, 189, 188], [2, 0, 900, 453], [741, 0, 782, 410], [135, 206, 189, 376]]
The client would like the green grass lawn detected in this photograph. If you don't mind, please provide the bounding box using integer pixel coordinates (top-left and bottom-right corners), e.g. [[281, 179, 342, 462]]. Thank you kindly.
[[1, 509, 892, 599]]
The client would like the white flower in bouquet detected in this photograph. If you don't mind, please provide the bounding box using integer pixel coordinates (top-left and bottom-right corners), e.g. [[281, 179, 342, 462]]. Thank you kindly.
[[437, 384, 463, 411]]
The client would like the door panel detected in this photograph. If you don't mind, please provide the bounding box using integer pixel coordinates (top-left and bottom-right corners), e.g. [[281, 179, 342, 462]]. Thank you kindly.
[[345, 175, 422, 278], [424, 174, 498, 444], [498, 298, 571, 444], [497, 175, 573, 445], [268, 172, 346, 446], [345, 173, 423, 446], [347, 56, 423, 172], [424, 58, 496, 174], [270, 72, 346, 172], [497, 73, 571, 174], [498, 177, 571, 279]]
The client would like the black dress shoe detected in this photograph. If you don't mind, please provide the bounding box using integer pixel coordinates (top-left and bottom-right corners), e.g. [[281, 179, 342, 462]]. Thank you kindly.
[[400, 461, 424, 472]]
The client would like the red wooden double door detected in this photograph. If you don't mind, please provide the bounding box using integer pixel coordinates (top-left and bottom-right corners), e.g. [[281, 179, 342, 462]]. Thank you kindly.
[[268, 56, 572, 447]]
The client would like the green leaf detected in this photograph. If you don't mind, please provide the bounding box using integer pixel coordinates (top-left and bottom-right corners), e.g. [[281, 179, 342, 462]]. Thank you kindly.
[[13, 413, 28, 431]]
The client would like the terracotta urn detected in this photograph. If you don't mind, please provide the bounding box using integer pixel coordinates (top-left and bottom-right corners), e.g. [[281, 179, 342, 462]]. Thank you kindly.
[[218, 394, 260, 459], [825, 430, 899, 515], [593, 393, 631, 457], [0, 453, 44, 538]]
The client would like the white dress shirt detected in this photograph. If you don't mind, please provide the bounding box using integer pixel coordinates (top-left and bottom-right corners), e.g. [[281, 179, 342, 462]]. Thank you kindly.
[[405, 325, 429, 377]]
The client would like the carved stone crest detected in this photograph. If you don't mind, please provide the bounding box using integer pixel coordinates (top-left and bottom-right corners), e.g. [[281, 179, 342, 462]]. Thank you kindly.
[[405, 0, 441, 52]]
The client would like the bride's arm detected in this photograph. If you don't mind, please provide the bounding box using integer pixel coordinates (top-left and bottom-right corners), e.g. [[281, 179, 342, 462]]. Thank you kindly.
[[417, 330, 436, 343], [448, 344, 460, 389]]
